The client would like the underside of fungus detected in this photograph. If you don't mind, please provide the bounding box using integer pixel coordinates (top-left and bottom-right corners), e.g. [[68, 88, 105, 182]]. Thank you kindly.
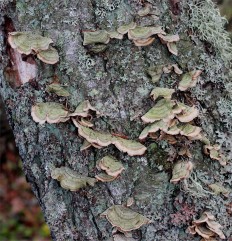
[[188, 211, 225, 240], [101, 205, 151, 232], [51, 167, 97, 191], [31, 102, 69, 124], [76, 124, 146, 156]]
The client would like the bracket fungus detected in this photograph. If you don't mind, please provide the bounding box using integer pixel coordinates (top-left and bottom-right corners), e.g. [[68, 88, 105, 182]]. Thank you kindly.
[[175, 103, 199, 123], [95, 173, 117, 182], [76, 124, 146, 156], [46, 83, 70, 97], [170, 161, 193, 184], [203, 145, 227, 166], [8, 32, 59, 64], [158, 34, 180, 55], [51, 167, 96, 192], [83, 30, 110, 45], [208, 183, 230, 197], [101, 205, 151, 232], [8, 32, 53, 55], [97, 156, 125, 177], [147, 65, 163, 83], [150, 87, 175, 101], [163, 64, 183, 75], [178, 70, 202, 91], [117, 22, 137, 35], [188, 212, 225, 240], [31, 102, 69, 124]]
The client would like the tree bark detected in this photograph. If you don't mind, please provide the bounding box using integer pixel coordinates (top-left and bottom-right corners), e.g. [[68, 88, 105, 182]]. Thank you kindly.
[[0, 0, 231, 240]]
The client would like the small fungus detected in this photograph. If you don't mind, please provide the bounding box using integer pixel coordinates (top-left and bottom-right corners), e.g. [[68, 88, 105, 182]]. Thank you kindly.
[[80, 139, 92, 151], [89, 44, 108, 53], [31, 102, 69, 124], [46, 83, 70, 97], [83, 30, 110, 45], [37, 46, 59, 64], [133, 37, 155, 47], [179, 123, 202, 138], [208, 183, 230, 197], [76, 124, 146, 156], [150, 87, 175, 101], [147, 65, 163, 83], [51, 166, 97, 191], [141, 99, 176, 123], [170, 161, 193, 184], [126, 197, 134, 207], [163, 64, 183, 75], [175, 103, 199, 122], [203, 145, 227, 166], [188, 212, 225, 240], [158, 34, 180, 55], [8, 32, 53, 55], [101, 205, 151, 232], [178, 70, 202, 91], [117, 22, 136, 35], [97, 156, 125, 177], [128, 26, 165, 40]]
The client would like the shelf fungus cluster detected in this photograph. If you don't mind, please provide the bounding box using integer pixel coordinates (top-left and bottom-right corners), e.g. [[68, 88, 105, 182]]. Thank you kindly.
[[188, 212, 225, 240], [8, 32, 59, 64], [95, 156, 125, 182], [170, 161, 193, 184], [83, 22, 179, 51], [139, 87, 201, 141], [101, 205, 151, 233], [75, 123, 146, 156], [51, 167, 97, 192]]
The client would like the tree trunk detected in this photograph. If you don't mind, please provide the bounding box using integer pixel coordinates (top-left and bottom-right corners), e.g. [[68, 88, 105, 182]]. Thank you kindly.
[[0, 0, 231, 240]]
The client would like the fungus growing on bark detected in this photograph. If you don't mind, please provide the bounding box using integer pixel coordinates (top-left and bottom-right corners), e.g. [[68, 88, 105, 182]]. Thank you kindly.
[[117, 22, 136, 34], [108, 31, 124, 40], [76, 124, 146, 156], [141, 99, 176, 123], [208, 183, 230, 197], [170, 161, 193, 183], [147, 65, 163, 83], [8, 32, 53, 55], [128, 26, 165, 40], [175, 103, 199, 122], [69, 100, 100, 118], [37, 46, 59, 64], [31, 102, 69, 124], [158, 34, 180, 55], [95, 173, 117, 182], [203, 145, 227, 166], [101, 205, 151, 232], [46, 83, 70, 97], [83, 30, 110, 45], [150, 87, 175, 101], [178, 70, 202, 91], [188, 212, 225, 240], [97, 156, 125, 177], [163, 64, 183, 75], [179, 123, 202, 138], [51, 167, 97, 191], [133, 37, 155, 47]]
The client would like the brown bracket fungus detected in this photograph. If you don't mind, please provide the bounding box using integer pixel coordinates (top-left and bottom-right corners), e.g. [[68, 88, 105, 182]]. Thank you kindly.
[[97, 156, 125, 177], [178, 70, 202, 91], [37, 46, 59, 64], [8, 32, 53, 55], [175, 103, 199, 122], [46, 83, 70, 97], [170, 161, 193, 184], [31, 102, 69, 124], [101, 205, 151, 233], [188, 211, 226, 240], [76, 124, 146, 156], [83, 30, 110, 45], [108, 31, 124, 40], [150, 87, 175, 101], [51, 167, 97, 192]]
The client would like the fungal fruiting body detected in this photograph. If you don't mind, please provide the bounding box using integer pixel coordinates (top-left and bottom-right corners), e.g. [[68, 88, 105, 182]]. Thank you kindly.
[[170, 161, 193, 183], [51, 166, 96, 191], [46, 83, 70, 97], [101, 205, 151, 232], [178, 70, 202, 91]]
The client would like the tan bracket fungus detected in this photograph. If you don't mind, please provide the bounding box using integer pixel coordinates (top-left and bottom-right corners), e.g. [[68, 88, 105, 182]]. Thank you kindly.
[[101, 205, 151, 233], [46, 83, 70, 97], [188, 211, 225, 240], [170, 161, 193, 184], [96, 156, 125, 177], [51, 166, 97, 192], [150, 87, 175, 101], [75, 124, 147, 156], [178, 70, 202, 91], [203, 144, 227, 166], [8, 32, 59, 64], [31, 102, 69, 124], [158, 34, 180, 56], [83, 30, 110, 45]]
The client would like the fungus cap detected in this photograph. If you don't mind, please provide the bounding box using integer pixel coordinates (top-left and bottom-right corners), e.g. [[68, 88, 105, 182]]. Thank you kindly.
[[95, 173, 117, 182], [150, 87, 175, 101], [117, 22, 137, 34], [170, 161, 193, 183], [128, 26, 165, 40], [46, 83, 70, 97], [83, 30, 110, 45], [37, 46, 59, 64]]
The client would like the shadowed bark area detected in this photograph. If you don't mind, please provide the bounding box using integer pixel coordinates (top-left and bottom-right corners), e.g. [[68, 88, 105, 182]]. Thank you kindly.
[[0, 0, 231, 240]]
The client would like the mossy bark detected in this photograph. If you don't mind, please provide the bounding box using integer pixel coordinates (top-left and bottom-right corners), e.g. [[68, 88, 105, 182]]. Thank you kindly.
[[0, 1, 231, 240]]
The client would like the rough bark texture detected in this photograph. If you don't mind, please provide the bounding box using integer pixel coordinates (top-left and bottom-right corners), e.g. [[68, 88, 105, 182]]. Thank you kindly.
[[0, 0, 232, 240]]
